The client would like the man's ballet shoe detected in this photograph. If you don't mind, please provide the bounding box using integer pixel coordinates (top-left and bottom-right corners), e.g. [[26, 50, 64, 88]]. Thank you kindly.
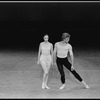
[[81, 81, 89, 89], [85, 85, 89, 89], [60, 84, 65, 89]]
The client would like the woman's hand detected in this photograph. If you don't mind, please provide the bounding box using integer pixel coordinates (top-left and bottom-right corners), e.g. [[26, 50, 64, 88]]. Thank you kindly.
[[37, 60, 40, 65], [51, 62, 53, 66], [53, 62, 57, 66], [51, 60, 53, 66]]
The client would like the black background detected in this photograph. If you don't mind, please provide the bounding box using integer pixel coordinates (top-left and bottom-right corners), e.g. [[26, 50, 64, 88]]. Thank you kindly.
[[0, 2, 100, 51]]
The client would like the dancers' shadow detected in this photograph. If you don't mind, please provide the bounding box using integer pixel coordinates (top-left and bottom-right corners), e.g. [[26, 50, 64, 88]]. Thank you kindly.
[[49, 64, 60, 79]]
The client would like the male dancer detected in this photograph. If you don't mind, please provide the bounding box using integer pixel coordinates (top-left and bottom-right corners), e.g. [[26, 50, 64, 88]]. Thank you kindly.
[[53, 32, 89, 89]]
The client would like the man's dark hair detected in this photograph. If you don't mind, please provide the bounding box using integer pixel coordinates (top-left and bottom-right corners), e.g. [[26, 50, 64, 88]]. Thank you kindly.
[[62, 32, 70, 40]]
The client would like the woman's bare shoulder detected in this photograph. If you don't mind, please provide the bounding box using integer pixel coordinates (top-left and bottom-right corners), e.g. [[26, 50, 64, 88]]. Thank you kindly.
[[49, 42, 53, 45], [40, 42, 44, 46]]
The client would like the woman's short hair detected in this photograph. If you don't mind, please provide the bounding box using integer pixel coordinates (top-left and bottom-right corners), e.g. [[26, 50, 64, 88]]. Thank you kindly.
[[62, 32, 70, 40], [43, 34, 48, 37]]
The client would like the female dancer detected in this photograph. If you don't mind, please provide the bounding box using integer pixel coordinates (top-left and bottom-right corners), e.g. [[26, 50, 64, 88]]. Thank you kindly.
[[37, 34, 53, 89], [53, 32, 89, 89]]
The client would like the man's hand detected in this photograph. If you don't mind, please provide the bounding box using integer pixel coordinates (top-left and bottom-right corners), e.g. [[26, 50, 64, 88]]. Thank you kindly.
[[71, 65, 74, 71]]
